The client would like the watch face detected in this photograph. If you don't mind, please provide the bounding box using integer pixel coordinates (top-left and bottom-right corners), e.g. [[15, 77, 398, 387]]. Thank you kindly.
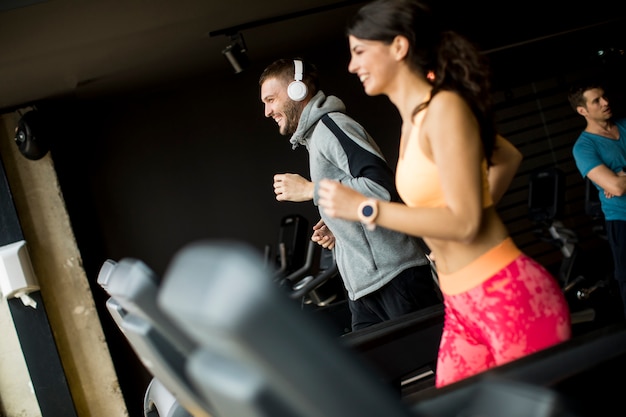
[[358, 199, 378, 231], [361, 204, 375, 218]]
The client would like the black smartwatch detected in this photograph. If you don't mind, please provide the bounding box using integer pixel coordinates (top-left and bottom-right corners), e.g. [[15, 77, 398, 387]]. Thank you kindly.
[[358, 199, 379, 231]]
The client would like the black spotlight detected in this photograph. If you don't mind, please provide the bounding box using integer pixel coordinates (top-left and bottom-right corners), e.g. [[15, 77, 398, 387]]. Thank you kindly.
[[222, 32, 249, 74], [14, 110, 50, 160]]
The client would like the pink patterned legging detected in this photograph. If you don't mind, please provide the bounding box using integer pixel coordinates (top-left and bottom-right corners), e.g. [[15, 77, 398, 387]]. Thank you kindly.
[[435, 254, 572, 388]]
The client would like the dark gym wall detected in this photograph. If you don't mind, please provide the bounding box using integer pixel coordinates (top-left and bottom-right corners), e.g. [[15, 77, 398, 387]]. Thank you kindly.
[[38, 15, 626, 417], [47, 40, 403, 279], [42, 38, 404, 415], [45, 17, 626, 287]]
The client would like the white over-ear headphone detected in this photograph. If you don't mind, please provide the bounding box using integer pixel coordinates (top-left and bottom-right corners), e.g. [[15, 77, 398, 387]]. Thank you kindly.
[[287, 60, 308, 102]]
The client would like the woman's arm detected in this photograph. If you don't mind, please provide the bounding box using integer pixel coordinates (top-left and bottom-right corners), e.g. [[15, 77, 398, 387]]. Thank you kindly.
[[318, 92, 486, 243], [488, 135, 523, 204]]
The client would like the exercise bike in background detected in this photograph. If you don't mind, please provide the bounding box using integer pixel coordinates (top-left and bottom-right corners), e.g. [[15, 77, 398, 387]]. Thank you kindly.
[[266, 214, 351, 334], [528, 167, 622, 332]]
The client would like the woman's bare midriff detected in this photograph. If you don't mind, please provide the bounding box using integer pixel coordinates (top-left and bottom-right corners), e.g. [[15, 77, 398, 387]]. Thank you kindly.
[[425, 206, 510, 276]]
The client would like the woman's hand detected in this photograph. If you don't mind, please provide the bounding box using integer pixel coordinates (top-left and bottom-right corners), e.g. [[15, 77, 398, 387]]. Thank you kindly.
[[317, 179, 366, 222]]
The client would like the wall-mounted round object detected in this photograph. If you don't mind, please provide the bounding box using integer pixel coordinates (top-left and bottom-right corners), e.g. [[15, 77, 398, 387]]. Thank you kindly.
[[14, 110, 50, 160]]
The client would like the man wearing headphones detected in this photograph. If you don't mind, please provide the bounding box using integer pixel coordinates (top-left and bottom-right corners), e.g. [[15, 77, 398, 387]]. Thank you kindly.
[[259, 58, 443, 331]]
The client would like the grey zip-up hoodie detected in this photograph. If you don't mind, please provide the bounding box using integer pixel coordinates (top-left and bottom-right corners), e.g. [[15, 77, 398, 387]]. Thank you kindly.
[[291, 90, 430, 300]]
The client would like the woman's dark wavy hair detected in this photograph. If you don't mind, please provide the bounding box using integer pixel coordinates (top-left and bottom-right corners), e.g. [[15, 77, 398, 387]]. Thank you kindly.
[[346, 0, 497, 163]]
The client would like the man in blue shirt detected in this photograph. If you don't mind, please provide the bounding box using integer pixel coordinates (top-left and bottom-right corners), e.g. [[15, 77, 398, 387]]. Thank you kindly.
[[569, 80, 626, 318]]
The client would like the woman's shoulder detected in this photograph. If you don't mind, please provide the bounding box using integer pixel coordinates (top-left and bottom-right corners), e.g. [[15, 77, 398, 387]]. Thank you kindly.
[[429, 90, 467, 109], [425, 90, 473, 124]]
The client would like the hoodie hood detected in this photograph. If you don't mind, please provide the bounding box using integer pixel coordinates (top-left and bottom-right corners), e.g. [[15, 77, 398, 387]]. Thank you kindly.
[[289, 90, 346, 149]]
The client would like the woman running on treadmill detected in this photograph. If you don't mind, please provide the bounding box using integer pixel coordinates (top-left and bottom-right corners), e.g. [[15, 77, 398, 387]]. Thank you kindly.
[[317, 0, 572, 387]]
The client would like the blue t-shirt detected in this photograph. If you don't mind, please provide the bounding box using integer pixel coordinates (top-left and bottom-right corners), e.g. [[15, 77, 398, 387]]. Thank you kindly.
[[572, 118, 626, 221]]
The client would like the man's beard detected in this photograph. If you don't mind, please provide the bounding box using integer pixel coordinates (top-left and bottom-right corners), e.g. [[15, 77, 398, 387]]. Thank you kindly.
[[280, 101, 300, 136]]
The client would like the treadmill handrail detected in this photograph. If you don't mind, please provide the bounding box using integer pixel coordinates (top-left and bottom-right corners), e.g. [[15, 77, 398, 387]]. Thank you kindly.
[[280, 239, 317, 284], [289, 263, 339, 300]]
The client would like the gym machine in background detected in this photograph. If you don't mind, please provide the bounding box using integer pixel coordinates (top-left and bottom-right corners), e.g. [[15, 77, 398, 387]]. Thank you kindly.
[[528, 167, 622, 330], [267, 214, 351, 334], [266, 213, 442, 391]]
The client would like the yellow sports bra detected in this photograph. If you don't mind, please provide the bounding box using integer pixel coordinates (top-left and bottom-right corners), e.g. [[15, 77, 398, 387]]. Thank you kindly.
[[396, 111, 492, 208]]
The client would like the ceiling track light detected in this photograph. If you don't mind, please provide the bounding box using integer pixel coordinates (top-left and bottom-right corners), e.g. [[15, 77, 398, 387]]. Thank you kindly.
[[221, 32, 249, 74], [211, 1, 366, 74]]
